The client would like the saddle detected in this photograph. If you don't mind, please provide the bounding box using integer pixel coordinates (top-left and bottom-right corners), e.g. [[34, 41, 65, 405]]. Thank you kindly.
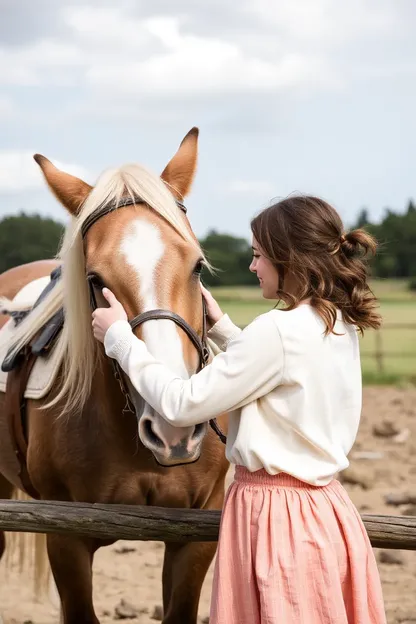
[[1, 265, 64, 372], [1, 265, 64, 499]]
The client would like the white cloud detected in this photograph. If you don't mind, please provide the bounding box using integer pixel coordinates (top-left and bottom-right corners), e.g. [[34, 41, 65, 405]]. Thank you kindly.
[[0, 0, 415, 235], [0, 38, 87, 87], [0, 151, 92, 193], [248, 0, 397, 44], [0, 1, 414, 126], [64, 6, 157, 50], [87, 38, 336, 95], [0, 4, 362, 94]]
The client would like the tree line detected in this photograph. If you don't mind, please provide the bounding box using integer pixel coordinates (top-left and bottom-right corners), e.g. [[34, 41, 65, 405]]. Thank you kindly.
[[0, 203, 415, 286]]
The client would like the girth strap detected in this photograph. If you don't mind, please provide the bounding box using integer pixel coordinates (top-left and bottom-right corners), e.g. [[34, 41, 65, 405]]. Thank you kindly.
[[5, 351, 41, 499]]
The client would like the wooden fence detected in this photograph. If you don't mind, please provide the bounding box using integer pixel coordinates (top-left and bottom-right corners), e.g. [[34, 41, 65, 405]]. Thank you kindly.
[[362, 323, 416, 374], [0, 499, 415, 551]]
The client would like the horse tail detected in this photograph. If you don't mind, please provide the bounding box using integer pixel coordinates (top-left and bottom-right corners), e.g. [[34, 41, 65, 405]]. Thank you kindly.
[[5, 488, 51, 598]]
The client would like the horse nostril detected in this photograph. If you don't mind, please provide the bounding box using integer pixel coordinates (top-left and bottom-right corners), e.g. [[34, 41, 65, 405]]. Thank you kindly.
[[143, 418, 164, 448], [193, 423, 205, 439]]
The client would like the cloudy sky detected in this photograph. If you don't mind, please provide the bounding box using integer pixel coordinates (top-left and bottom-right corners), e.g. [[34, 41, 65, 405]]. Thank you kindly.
[[1, 0, 415, 239]]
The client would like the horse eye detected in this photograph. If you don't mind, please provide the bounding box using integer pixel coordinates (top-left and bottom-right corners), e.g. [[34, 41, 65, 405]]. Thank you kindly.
[[193, 261, 203, 276], [88, 273, 105, 289]]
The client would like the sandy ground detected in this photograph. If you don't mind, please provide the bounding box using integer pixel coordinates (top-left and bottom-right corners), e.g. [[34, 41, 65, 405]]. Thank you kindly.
[[1, 385, 415, 624]]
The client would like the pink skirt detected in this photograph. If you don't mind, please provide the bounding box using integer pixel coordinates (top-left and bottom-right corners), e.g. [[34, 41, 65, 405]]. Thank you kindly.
[[210, 467, 386, 624]]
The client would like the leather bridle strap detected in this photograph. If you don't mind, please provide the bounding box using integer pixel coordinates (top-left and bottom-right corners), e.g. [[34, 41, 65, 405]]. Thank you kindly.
[[81, 195, 186, 239], [83, 193, 226, 445], [129, 308, 209, 371]]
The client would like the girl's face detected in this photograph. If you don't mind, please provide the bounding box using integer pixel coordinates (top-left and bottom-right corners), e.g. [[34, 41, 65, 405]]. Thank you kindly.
[[249, 237, 280, 299]]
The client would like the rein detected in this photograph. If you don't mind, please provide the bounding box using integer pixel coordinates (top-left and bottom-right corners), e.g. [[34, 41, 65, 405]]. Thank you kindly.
[[83, 195, 226, 445]]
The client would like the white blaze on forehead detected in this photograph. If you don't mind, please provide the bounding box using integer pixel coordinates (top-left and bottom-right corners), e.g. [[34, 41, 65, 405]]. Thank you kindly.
[[119, 218, 189, 378]]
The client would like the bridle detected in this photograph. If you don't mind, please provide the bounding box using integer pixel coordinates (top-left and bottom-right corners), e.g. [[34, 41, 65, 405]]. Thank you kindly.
[[82, 195, 226, 445]]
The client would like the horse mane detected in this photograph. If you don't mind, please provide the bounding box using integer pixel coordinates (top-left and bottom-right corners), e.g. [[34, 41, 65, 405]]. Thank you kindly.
[[1, 163, 209, 415]]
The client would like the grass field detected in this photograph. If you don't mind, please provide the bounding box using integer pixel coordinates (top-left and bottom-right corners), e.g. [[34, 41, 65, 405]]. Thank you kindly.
[[210, 279, 416, 385]]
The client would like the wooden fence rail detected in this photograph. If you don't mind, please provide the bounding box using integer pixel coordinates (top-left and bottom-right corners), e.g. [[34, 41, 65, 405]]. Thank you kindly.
[[362, 322, 416, 374], [0, 499, 415, 551]]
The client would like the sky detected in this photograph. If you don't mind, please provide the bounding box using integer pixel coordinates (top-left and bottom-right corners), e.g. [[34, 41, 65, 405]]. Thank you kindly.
[[1, 0, 416, 240]]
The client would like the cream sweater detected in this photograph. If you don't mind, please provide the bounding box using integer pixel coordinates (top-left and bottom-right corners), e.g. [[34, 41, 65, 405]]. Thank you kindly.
[[104, 304, 362, 486]]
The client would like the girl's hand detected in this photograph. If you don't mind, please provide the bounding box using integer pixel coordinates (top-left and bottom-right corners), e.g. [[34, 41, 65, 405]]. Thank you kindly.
[[92, 288, 128, 343], [200, 283, 224, 329]]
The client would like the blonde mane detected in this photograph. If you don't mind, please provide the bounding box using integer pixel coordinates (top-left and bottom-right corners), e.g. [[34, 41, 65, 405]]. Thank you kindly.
[[1, 163, 208, 415]]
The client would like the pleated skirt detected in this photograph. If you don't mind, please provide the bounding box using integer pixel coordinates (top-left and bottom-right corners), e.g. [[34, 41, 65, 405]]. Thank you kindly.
[[209, 467, 386, 623]]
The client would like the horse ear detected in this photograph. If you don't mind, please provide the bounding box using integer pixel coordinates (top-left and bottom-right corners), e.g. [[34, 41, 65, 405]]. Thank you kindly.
[[33, 154, 92, 216], [161, 127, 199, 200]]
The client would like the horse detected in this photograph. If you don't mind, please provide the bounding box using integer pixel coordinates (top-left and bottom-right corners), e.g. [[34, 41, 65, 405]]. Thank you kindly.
[[0, 127, 229, 624], [0, 260, 60, 311]]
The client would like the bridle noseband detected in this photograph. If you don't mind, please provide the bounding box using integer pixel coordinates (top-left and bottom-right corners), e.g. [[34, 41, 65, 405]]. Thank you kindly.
[[83, 195, 226, 446]]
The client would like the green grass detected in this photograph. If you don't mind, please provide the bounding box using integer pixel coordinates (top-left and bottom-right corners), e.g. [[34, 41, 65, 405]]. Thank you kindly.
[[210, 279, 416, 385]]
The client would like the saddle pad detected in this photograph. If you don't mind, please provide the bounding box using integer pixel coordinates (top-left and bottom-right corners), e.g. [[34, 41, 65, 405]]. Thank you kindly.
[[0, 277, 65, 399]]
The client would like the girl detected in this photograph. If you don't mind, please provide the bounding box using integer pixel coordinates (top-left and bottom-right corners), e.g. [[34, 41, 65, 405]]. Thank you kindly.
[[92, 195, 386, 623]]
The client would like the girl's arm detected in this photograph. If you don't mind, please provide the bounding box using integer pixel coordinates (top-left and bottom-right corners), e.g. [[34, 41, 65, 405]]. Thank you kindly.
[[104, 313, 284, 427], [207, 313, 242, 352]]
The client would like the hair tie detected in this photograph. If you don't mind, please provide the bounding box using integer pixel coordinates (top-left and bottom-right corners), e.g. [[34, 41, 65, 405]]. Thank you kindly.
[[329, 233, 346, 255]]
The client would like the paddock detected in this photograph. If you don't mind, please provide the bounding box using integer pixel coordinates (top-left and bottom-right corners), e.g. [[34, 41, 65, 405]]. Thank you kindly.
[[0, 386, 415, 624]]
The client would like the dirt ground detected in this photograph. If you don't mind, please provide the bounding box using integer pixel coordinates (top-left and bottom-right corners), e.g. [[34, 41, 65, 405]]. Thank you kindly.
[[1, 386, 415, 624]]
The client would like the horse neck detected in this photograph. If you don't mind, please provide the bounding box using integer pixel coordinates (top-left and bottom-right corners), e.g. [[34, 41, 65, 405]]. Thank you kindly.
[[89, 352, 127, 415]]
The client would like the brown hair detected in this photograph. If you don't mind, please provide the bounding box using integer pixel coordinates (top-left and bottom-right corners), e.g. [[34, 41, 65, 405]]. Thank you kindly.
[[250, 195, 381, 335]]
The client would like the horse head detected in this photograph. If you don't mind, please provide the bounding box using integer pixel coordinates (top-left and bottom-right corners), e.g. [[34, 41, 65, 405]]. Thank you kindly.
[[35, 128, 214, 466]]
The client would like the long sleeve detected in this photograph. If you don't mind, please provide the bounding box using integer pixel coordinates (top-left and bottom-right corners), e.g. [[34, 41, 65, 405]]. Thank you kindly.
[[104, 313, 284, 427], [207, 313, 242, 352]]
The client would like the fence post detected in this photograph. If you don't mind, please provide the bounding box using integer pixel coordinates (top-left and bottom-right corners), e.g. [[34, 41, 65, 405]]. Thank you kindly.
[[375, 329, 384, 374]]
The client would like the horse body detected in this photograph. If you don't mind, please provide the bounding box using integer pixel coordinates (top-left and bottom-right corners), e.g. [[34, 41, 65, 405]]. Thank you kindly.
[[0, 260, 59, 307], [0, 128, 229, 624]]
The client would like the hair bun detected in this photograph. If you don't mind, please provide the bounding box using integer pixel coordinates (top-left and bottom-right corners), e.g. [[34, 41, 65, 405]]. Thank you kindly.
[[341, 229, 376, 258]]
